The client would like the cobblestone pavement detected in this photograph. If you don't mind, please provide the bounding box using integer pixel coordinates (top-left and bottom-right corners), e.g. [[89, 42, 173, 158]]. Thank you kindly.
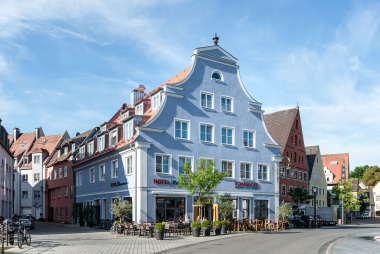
[[3, 222, 246, 254]]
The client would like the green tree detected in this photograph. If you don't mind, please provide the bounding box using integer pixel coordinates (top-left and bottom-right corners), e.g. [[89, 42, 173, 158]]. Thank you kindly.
[[350, 165, 369, 180], [287, 187, 314, 216], [178, 159, 229, 220], [109, 195, 132, 223], [362, 166, 380, 186], [331, 179, 369, 212], [218, 194, 235, 220], [277, 201, 292, 220]]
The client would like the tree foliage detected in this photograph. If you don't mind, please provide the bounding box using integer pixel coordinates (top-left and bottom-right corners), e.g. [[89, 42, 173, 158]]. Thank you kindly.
[[287, 187, 314, 215], [277, 201, 292, 220], [218, 194, 235, 220], [331, 179, 369, 212], [178, 159, 229, 219], [362, 166, 380, 186], [349, 165, 369, 180], [109, 195, 132, 223]]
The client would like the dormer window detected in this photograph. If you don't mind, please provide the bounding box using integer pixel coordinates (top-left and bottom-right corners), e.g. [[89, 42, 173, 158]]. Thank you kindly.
[[34, 155, 40, 164], [64, 147, 68, 155], [151, 93, 161, 111], [72, 143, 75, 152], [101, 126, 106, 132], [211, 70, 223, 81], [24, 157, 29, 165], [87, 141, 94, 156], [79, 146, 85, 160], [98, 135, 105, 152], [135, 104, 143, 115], [57, 150, 61, 158], [110, 129, 118, 146], [122, 112, 129, 120], [123, 121, 133, 140]]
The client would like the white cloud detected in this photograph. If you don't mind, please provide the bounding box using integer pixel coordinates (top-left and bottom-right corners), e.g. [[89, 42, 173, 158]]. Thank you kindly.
[[0, 54, 9, 74]]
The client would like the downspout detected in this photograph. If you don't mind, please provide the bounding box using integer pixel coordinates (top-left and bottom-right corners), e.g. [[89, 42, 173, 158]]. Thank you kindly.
[[132, 143, 137, 223]]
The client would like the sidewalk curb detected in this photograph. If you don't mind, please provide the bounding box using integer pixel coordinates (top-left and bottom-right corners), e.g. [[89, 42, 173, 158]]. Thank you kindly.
[[326, 236, 345, 254]]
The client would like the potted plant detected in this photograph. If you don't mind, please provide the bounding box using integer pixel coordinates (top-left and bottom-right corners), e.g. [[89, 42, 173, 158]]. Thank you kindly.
[[191, 221, 201, 237], [220, 220, 227, 234], [213, 221, 221, 235], [77, 209, 85, 227], [154, 223, 165, 240], [201, 220, 211, 236]]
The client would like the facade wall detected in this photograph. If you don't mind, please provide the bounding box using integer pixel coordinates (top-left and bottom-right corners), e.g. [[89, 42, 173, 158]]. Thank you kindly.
[[321, 153, 349, 184], [74, 45, 281, 223], [373, 182, 380, 216], [279, 111, 309, 203], [1, 147, 13, 218], [308, 149, 328, 207]]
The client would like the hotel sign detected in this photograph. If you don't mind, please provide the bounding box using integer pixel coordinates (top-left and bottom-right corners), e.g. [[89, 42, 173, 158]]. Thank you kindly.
[[153, 179, 179, 185], [235, 181, 258, 188]]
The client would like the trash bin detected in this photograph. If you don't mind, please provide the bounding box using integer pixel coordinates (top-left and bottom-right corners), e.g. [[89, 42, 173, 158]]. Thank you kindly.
[[338, 219, 343, 225]]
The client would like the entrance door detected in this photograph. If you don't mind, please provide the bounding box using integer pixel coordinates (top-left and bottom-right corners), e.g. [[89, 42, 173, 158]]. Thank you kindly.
[[254, 200, 268, 220], [49, 207, 53, 221]]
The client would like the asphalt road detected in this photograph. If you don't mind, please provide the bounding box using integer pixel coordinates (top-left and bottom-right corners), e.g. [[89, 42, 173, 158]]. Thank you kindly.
[[163, 218, 380, 254]]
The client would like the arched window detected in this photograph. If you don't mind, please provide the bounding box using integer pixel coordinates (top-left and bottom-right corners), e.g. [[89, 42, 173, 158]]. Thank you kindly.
[[211, 70, 223, 81]]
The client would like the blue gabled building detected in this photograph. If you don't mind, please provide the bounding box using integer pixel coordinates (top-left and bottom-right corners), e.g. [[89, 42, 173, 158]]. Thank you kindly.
[[74, 38, 282, 223]]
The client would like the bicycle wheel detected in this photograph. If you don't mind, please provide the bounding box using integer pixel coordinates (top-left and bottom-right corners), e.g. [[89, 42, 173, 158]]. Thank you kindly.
[[110, 224, 117, 234], [26, 230, 31, 246], [18, 231, 23, 249]]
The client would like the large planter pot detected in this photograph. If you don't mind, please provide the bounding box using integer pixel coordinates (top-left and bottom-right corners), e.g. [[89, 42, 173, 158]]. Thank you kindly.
[[202, 227, 210, 236], [192, 228, 200, 237], [154, 229, 164, 240], [214, 226, 221, 235], [221, 225, 227, 234]]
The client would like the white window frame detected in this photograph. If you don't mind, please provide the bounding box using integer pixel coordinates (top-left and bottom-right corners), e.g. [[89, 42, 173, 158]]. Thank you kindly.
[[24, 157, 29, 165], [79, 146, 85, 160], [174, 119, 190, 140], [258, 163, 269, 181], [90, 168, 95, 183], [200, 91, 214, 109], [99, 164, 106, 181], [72, 143, 75, 151], [64, 166, 67, 177], [125, 156, 133, 175], [199, 123, 214, 143], [151, 93, 161, 111], [240, 162, 252, 180], [57, 150, 61, 158], [243, 129, 256, 148], [221, 126, 235, 146], [76, 172, 82, 186], [34, 155, 40, 164], [178, 156, 193, 174], [110, 129, 118, 147], [221, 160, 234, 178], [54, 170, 57, 180], [211, 70, 223, 81], [98, 135, 105, 152], [135, 103, 143, 115], [87, 141, 94, 156], [155, 154, 171, 175], [221, 95, 233, 113], [34, 173, 40, 182], [111, 160, 118, 179], [199, 157, 215, 170], [123, 121, 134, 141], [64, 147, 68, 155], [22, 174, 28, 182]]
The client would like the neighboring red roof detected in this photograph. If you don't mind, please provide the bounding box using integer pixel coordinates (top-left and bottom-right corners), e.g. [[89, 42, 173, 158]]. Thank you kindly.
[[321, 153, 350, 184], [264, 108, 298, 154], [9, 132, 36, 159], [27, 132, 67, 164]]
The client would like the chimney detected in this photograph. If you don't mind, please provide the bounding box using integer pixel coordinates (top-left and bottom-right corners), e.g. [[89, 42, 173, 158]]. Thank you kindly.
[[14, 127, 20, 142], [35, 127, 43, 140], [130, 84, 146, 108]]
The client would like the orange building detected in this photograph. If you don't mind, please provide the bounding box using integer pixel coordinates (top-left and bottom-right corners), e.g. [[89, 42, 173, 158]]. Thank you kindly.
[[321, 153, 349, 185]]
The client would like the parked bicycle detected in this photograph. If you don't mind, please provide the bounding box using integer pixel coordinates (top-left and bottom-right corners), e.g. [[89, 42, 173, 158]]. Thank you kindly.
[[17, 221, 31, 249], [110, 221, 118, 234]]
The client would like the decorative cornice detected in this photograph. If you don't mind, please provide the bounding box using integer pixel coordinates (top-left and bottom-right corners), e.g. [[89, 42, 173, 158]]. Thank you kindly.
[[264, 143, 282, 149], [249, 108, 265, 114], [136, 127, 164, 133], [165, 92, 184, 99]]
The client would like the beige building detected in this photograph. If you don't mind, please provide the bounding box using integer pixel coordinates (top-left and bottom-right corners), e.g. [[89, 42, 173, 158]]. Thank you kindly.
[[306, 146, 327, 207]]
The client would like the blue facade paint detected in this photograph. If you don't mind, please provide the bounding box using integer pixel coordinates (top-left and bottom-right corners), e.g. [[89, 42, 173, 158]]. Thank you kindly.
[[74, 44, 282, 223]]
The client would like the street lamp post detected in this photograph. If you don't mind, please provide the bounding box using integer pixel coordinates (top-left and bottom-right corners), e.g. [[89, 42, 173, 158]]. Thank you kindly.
[[313, 187, 317, 221], [340, 185, 344, 226]]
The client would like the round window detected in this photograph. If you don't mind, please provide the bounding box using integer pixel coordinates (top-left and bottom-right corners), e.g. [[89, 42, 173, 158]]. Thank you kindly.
[[212, 71, 222, 81]]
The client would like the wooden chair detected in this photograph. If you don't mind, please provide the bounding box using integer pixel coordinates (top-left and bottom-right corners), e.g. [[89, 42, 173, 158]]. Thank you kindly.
[[164, 223, 171, 238]]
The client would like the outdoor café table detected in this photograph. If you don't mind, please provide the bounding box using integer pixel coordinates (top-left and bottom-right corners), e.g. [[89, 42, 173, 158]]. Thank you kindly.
[[242, 219, 249, 231], [264, 219, 275, 230], [235, 220, 244, 231], [251, 219, 262, 231]]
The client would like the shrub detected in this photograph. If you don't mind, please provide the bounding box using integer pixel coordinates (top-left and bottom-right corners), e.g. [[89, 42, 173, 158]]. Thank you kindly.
[[191, 221, 201, 228], [212, 221, 220, 227], [220, 220, 227, 226], [201, 220, 210, 228], [154, 223, 164, 230]]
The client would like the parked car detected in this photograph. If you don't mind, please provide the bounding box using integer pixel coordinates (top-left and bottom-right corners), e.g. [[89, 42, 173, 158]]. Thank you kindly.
[[17, 215, 35, 230], [357, 212, 369, 219]]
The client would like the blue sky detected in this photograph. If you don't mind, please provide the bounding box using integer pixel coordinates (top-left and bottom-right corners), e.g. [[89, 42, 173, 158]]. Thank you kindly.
[[1, 0, 379, 170]]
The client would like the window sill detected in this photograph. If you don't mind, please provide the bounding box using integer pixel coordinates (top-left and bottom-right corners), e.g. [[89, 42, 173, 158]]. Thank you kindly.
[[201, 107, 215, 111], [99, 179, 105, 182], [222, 144, 235, 147], [200, 141, 214, 144], [125, 174, 133, 176], [155, 172, 171, 175], [243, 146, 256, 150], [174, 137, 191, 142], [221, 111, 234, 114], [258, 180, 271, 183]]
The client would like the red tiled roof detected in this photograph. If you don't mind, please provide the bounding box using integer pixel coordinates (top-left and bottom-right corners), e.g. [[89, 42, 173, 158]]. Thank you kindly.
[[9, 132, 36, 159], [27, 132, 67, 164], [264, 108, 298, 154], [321, 153, 349, 184]]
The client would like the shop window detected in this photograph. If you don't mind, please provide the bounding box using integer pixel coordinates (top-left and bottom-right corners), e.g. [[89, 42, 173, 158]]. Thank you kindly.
[[254, 200, 268, 220], [155, 197, 185, 222]]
